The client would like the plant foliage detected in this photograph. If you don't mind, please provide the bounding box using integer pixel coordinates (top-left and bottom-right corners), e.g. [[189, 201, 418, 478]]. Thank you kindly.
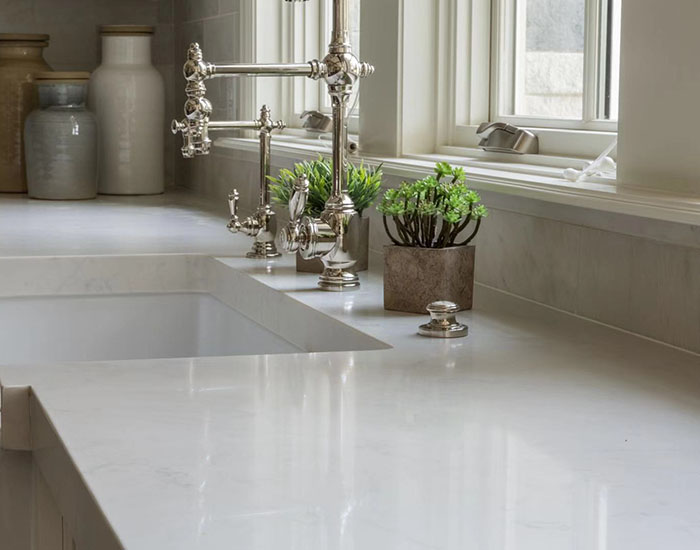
[[268, 155, 383, 217], [377, 162, 487, 248]]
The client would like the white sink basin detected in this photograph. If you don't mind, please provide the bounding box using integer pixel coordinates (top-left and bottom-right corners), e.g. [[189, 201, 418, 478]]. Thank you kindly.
[[0, 292, 301, 364], [0, 254, 388, 365]]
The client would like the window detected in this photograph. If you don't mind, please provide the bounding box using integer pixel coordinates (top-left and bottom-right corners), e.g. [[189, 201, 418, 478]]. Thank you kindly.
[[492, 0, 622, 130], [444, 0, 623, 158]]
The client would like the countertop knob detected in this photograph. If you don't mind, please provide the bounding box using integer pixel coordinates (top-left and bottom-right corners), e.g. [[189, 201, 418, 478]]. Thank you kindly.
[[418, 301, 468, 338]]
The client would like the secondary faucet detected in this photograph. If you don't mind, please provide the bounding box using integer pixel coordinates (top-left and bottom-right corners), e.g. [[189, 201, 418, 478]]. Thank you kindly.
[[172, 0, 374, 290], [173, 101, 285, 259], [225, 105, 285, 259]]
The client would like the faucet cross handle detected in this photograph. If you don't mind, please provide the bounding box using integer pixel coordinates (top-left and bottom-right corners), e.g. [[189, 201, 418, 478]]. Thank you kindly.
[[257, 104, 286, 133]]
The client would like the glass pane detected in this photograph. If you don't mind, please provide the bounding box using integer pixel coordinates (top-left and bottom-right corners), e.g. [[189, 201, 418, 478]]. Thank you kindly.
[[511, 0, 586, 119]]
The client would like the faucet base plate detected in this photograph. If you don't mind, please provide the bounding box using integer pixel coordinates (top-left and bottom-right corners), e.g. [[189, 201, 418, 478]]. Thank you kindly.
[[246, 242, 281, 260], [318, 268, 360, 292]]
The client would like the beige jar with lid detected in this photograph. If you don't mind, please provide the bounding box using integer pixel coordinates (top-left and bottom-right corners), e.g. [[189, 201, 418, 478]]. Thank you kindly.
[[0, 34, 52, 193]]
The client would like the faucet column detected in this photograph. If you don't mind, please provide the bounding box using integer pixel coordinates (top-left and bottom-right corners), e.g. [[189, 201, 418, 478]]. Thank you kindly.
[[331, 0, 350, 49]]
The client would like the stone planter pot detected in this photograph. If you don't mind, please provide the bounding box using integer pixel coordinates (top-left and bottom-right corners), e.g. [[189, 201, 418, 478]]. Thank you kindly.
[[383, 245, 475, 314], [296, 216, 370, 273]]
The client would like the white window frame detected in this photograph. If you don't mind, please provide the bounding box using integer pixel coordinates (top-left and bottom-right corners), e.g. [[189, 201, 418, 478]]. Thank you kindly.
[[492, 0, 617, 131], [441, 0, 619, 159]]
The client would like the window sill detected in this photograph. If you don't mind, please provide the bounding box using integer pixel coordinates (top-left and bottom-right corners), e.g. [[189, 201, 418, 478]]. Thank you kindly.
[[214, 136, 700, 227]]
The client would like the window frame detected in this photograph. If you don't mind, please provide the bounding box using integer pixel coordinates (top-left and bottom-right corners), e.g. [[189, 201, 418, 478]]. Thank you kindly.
[[491, 0, 618, 132], [441, 0, 619, 159]]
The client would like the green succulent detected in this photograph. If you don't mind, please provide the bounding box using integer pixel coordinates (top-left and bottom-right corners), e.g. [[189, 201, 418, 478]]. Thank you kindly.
[[377, 162, 488, 248], [268, 155, 383, 217]]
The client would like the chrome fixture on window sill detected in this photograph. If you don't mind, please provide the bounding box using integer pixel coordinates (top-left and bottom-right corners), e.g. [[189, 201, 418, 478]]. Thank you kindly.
[[301, 110, 333, 133], [301, 110, 358, 154], [172, 0, 374, 290], [476, 122, 539, 155], [226, 105, 285, 259]]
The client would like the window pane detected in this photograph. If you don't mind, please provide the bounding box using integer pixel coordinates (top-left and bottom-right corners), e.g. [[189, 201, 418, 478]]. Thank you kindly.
[[510, 0, 586, 119]]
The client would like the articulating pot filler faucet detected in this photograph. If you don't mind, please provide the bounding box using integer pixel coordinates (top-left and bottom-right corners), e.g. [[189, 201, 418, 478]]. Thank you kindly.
[[171, 0, 374, 291]]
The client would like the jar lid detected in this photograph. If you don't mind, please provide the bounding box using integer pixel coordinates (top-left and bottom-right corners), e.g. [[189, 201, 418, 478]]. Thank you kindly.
[[34, 71, 91, 83], [99, 25, 154, 36], [0, 33, 50, 45]]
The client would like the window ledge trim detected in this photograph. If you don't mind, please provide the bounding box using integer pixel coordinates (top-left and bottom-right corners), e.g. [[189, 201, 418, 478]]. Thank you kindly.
[[214, 136, 700, 227]]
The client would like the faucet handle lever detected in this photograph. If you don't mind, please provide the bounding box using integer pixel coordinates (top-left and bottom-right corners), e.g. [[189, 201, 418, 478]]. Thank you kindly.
[[289, 175, 309, 221], [228, 190, 239, 217], [227, 190, 242, 233], [280, 176, 310, 254]]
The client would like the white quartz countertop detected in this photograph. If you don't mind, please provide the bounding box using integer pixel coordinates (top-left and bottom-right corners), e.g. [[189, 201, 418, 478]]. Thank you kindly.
[[1, 190, 699, 550]]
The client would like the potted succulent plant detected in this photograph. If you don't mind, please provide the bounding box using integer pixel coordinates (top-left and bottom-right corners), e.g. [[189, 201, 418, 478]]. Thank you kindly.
[[269, 155, 383, 272], [378, 162, 488, 314]]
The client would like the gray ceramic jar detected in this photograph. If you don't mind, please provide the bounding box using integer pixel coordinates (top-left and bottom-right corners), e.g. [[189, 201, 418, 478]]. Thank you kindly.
[[24, 72, 97, 200]]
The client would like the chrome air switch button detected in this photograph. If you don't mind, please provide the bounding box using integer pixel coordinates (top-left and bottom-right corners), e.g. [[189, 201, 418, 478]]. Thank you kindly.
[[418, 301, 468, 338]]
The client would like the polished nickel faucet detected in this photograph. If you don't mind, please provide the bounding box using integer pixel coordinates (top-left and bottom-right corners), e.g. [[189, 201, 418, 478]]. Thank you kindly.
[[226, 105, 285, 259], [172, 0, 374, 290], [173, 101, 285, 259]]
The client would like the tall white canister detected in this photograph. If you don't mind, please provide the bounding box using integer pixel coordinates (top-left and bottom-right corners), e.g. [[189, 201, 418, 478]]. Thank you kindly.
[[90, 25, 164, 195]]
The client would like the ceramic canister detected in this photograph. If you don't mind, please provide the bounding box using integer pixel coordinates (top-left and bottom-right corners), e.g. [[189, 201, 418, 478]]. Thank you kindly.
[[89, 25, 164, 195], [0, 33, 52, 193], [24, 72, 97, 200]]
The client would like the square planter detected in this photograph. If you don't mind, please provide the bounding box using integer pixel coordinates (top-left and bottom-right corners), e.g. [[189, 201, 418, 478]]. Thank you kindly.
[[383, 245, 475, 314], [296, 216, 370, 273]]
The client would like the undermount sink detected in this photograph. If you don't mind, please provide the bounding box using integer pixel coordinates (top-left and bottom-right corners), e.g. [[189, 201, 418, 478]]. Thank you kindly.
[[0, 292, 301, 364], [0, 254, 388, 365]]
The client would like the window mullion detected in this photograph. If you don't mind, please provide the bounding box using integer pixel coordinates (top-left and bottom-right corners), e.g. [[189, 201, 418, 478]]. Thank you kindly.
[[582, 0, 601, 124], [492, 0, 516, 120], [513, 0, 527, 115]]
